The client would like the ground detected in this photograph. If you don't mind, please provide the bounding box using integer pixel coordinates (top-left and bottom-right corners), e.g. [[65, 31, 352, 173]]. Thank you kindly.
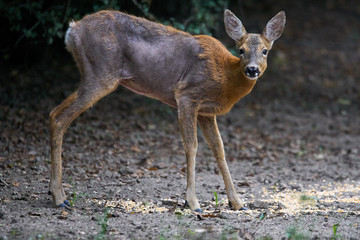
[[1, 2, 360, 240]]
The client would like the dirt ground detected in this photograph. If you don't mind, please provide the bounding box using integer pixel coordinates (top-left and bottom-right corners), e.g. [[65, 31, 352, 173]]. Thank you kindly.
[[1, 2, 360, 240]]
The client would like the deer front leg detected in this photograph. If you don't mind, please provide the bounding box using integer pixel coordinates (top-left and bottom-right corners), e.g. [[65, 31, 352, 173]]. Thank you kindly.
[[198, 115, 244, 210], [177, 100, 201, 212]]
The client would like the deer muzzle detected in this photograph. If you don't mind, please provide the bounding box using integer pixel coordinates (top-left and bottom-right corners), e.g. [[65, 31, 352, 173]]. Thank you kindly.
[[245, 66, 260, 79]]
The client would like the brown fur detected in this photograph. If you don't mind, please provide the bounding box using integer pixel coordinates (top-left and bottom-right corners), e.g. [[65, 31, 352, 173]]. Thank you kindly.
[[49, 10, 285, 210]]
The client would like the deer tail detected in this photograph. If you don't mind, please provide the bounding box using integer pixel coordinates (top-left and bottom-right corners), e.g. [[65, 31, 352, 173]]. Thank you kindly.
[[65, 20, 77, 51]]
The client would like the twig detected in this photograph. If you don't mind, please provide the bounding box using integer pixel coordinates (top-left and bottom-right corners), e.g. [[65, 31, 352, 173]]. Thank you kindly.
[[131, 0, 157, 21], [183, 16, 194, 29], [15, 21, 40, 47], [63, 0, 72, 23], [0, 178, 8, 186]]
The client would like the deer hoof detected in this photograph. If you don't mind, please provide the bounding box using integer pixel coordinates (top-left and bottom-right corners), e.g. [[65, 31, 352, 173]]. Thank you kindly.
[[184, 200, 201, 212], [195, 208, 202, 213], [58, 200, 71, 209], [228, 200, 247, 210]]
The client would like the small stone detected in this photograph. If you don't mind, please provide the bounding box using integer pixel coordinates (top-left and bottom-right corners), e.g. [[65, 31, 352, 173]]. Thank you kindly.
[[119, 167, 134, 176], [218, 212, 229, 219], [131, 221, 141, 226], [291, 184, 302, 191], [249, 200, 269, 209], [276, 202, 286, 210], [61, 211, 69, 216], [317, 204, 325, 210], [161, 199, 176, 206]]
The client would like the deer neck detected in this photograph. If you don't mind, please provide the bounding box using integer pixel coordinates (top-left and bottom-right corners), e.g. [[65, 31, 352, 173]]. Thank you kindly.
[[195, 35, 257, 113], [221, 56, 257, 108]]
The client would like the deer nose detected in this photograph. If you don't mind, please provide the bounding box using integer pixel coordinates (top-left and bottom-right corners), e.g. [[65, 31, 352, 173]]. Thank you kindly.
[[245, 66, 260, 78]]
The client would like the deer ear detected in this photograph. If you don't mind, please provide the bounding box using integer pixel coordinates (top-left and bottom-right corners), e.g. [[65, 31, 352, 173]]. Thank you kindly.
[[224, 10, 247, 41], [262, 11, 286, 45]]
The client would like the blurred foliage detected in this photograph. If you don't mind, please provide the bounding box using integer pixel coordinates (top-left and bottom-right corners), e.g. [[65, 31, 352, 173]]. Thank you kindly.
[[159, 0, 229, 35], [2, 0, 229, 48], [1, 0, 121, 46]]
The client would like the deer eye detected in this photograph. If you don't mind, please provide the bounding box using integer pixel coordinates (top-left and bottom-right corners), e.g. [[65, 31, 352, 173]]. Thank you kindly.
[[262, 49, 268, 56], [239, 48, 245, 55]]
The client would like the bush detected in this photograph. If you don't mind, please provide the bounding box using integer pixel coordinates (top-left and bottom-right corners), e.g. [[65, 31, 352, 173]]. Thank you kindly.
[[2, 0, 122, 46]]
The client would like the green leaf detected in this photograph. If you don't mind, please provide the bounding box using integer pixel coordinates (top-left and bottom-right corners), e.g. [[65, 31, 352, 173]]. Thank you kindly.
[[213, 191, 218, 206]]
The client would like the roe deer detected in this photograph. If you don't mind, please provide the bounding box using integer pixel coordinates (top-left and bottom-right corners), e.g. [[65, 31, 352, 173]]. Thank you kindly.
[[49, 9, 285, 211]]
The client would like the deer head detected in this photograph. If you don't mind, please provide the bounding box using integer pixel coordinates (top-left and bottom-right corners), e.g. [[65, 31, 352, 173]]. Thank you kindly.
[[224, 10, 286, 80]]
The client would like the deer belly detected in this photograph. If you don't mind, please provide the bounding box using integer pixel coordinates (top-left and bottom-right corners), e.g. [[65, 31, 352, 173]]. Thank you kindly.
[[119, 78, 177, 108]]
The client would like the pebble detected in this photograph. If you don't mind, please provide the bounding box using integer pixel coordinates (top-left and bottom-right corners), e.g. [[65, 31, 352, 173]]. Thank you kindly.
[[249, 200, 269, 209], [290, 184, 302, 191], [218, 212, 230, 219], [276, 202, 286, 210], [161, 199, 176, 206]]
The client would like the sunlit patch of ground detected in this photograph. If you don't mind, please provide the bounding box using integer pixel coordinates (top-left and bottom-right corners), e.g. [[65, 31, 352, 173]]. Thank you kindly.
[[94, 198, 170, 214], [92, 181, 360, 218], [264, 181, 360, 216]]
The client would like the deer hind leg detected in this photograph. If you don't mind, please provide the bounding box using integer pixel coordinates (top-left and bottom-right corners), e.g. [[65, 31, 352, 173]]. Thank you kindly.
[[49, 79, 119, 207], [198, 115, 245, 210]]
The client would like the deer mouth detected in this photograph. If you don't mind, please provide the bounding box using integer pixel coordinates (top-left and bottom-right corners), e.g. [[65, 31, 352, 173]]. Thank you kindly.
[[245, 73, 259, 80], [245, 72, 260, 80]]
